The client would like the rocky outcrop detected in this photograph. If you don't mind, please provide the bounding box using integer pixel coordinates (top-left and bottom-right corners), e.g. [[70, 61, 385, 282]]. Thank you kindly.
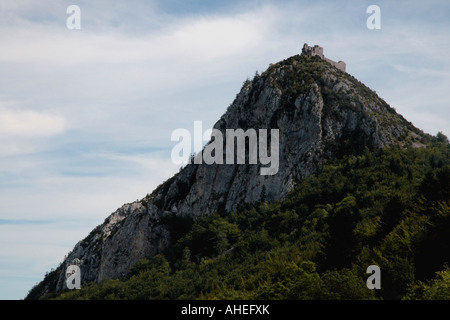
[[42, 50, 425, 294]]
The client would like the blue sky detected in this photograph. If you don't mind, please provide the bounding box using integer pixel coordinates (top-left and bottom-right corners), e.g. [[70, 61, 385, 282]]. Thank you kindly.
[[0, 0, 449, 299]]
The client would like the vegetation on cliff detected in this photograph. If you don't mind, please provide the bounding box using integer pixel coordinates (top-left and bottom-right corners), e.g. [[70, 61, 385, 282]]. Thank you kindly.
[[40, 134, 449, 300]]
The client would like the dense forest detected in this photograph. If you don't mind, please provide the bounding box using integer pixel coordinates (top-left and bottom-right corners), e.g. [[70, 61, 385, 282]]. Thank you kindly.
[[33, 133, 449, 300]]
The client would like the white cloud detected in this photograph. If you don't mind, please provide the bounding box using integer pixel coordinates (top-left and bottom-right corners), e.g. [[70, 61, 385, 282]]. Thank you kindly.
[[0, 107, 66, 138], [0, 5, 278, 65], [0, 3, 290, 159], [0, 103, 66, 156], [0, 151, 179, 221]]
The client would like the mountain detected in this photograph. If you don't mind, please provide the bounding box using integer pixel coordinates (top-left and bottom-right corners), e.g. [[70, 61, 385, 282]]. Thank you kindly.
[[26, 45, 448, 300]]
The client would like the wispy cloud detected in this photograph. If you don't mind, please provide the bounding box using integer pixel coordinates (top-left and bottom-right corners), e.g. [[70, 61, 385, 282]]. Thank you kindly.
[[0, 106, 65, 137], [0, 102, 66, 156], [0, 219, 52, 225]]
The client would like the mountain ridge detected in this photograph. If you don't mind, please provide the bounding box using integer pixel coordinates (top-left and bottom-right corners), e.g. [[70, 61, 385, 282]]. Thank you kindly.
[[26, 47, 434, 299]]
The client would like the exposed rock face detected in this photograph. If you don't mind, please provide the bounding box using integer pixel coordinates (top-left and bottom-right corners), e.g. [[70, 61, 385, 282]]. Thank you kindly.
[[46, 50, 424, 294], [54, 202, 171, 291]]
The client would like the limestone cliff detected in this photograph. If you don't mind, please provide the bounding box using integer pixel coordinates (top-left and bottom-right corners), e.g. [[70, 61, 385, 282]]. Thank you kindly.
[[29, 48, 427, 297]]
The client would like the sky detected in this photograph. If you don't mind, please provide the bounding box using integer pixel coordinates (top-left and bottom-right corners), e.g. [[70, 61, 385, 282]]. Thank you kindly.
[[0, 0, 449, 299]]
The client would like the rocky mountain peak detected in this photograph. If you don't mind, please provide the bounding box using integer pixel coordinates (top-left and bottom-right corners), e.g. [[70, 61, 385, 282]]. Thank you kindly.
[[29, 48, 427, 296]]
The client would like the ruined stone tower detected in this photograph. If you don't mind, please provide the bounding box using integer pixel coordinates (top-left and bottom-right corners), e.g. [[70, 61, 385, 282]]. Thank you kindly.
[[302, 43, 346, 72]]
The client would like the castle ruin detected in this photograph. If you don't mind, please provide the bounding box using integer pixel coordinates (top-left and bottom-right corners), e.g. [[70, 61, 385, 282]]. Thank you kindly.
[[302, 43, 346, 72]]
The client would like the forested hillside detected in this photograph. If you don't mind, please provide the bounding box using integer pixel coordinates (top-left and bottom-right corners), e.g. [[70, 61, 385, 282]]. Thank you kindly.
[[37, 134, 449, 300]]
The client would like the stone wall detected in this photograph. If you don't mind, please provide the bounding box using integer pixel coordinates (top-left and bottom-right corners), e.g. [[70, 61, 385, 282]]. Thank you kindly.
[[302, 43, 346, 72]]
